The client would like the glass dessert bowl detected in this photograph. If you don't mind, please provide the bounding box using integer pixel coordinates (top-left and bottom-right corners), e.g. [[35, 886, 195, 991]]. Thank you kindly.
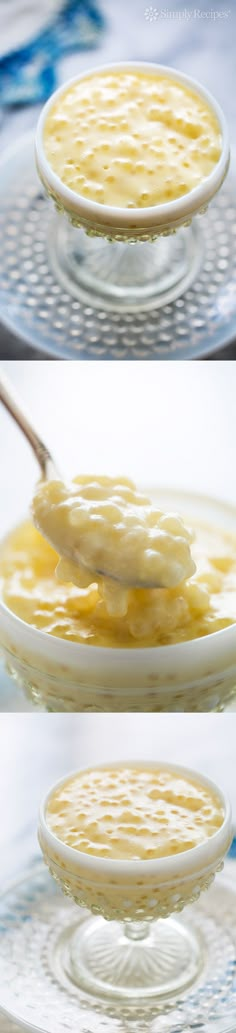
[[35, 61, 230, 312], [1, 487, 236, 712], [38, 760, 232, 1007]]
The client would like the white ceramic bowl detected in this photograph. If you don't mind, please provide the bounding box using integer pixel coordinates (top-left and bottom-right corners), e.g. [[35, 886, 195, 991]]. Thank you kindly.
[[1, 488, 236, 713], [35, 62, 230, 242], [38, 760, 232, 922]]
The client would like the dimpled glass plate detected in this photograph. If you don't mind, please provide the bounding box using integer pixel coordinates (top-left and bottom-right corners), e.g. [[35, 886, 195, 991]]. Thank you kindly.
[[0, 863, 236, 1033], [0, 133, 236, 359]]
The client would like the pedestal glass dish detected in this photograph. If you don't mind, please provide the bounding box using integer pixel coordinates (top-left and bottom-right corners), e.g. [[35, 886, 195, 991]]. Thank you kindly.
[[35, 62, 230, 315], [1, 488, 236, 712], [37, 761, 232, 1007], [0, 763, 234, 1033]]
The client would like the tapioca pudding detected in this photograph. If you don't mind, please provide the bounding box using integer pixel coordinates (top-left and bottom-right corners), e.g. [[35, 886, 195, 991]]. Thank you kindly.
[[1, 483, 236, 647], [46, 763, 225, 861], [43, 67, 222, 208]]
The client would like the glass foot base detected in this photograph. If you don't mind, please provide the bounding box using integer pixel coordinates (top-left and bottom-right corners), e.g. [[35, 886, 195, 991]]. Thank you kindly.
[[0, 864, 236, 1033], [65, 914, 201, 1002], [48, 217, 202, 312]]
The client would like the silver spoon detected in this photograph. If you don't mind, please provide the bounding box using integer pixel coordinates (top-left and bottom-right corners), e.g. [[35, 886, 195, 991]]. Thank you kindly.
[[0, 372, 188, 591], [0, 371, 57, 480]]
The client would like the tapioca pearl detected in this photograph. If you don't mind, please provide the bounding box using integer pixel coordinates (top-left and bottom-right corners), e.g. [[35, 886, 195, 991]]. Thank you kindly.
[[79, 183, 93, 197], [74, 838, 91, 851], [199, 571, 222, 594], [74, 121, 89, 134], [117, 137, 139, 157], [83, 820, 100, 837], [74, 135, 86, 146], [164, 186, 175, 199], [90, 88, 103, 102], [119, 810, 141, 823], [118, 120, 129, 132], [75, 177, 87, 190], [94, 186, 105, 202], [64, 158, 76, 170], [82, 148, 96, 162], [202, 806, 214, 818], [185, 121, 202, 139], [100, 142, 112, 154], [131, 825, 151, 838], [212, 814, 224, 829], [201, 137, 211, 150], [85, 114, 97, 125], [174, 182, 188, 196], [186, 583, 210, 615], [133, 189, 148, 204], [133, 160, 146, 173], [103, 97, 115, 109], [111, 158, 131, 174], [99, 798, 114, 809], [208, 143, 221, 161], [115, 797, 132, 808], [116, 86, 128, 97]]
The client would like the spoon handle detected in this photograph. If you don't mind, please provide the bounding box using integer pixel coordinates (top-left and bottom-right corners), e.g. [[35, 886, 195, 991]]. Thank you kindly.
[[0, 371, 57, 479]]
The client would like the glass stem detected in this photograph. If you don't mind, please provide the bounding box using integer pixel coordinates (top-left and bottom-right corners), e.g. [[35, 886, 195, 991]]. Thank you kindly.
[[124, 920, 151, 941]]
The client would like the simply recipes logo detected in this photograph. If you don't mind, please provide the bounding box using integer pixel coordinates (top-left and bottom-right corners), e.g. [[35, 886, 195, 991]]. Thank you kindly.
[[144, 7, 231, 20]]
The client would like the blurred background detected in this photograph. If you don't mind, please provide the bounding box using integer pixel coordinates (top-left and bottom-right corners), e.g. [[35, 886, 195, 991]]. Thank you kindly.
[[0, 359, 236, 709], [0, 0, 235, 359], [1, 712, 236, 888]]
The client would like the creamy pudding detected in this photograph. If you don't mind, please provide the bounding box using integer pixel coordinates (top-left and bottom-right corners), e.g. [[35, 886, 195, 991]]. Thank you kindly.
[[43, 68, 222, 209], [46, 763, 225, 860], [1, 498, 236, 647]]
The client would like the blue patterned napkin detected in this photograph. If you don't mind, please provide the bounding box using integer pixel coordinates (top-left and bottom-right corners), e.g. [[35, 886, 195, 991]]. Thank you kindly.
[[229, 836, 236, 859], [0, 0, 104, 107]]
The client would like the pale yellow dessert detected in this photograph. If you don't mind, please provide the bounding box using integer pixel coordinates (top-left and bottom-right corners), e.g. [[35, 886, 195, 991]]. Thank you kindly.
[[46, 764, 225, 860], [40, 763, 230, 921], [1, 505, 236, 647], [43, 68, 222, 208], [32, 476, 195, 616]]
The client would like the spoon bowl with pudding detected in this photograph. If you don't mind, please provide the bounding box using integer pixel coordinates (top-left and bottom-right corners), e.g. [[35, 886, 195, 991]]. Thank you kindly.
[[38, 760, 232, 1005], [35, 62, 230, 311]]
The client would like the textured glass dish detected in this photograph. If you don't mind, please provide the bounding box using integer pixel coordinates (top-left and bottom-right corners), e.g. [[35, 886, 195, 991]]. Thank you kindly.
[[39, 762, 231, 921], [0, 863, 236, 1033], [37, 762, 232, 1008], [34, 62, 230, 313], [0, 762, 232, 1032]]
